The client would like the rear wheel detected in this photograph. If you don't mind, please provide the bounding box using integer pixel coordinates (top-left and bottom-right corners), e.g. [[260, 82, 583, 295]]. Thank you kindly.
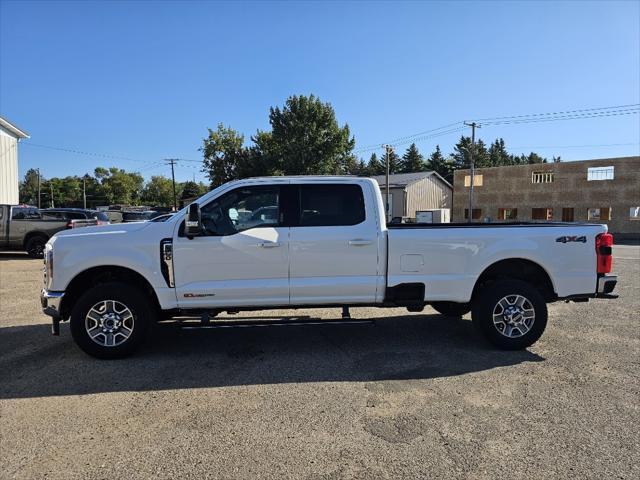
[[472, 279, 547, 350], [70, 282, 152, 359], [431, 301, 471, 318], [25, 235, 47, 258]]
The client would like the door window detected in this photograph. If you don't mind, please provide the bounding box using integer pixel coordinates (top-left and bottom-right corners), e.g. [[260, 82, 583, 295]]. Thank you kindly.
[[200, 186, 280, 236], [298, 184, 365, 226]]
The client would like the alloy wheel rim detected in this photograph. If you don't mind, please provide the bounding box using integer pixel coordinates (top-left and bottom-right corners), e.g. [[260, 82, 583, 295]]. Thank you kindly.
[[492, 294, 535, 338], [85, 300, 134, 347]]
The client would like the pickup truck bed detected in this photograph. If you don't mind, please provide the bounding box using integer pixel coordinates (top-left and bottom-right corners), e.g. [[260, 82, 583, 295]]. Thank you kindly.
[[39, 176, 618, 358]]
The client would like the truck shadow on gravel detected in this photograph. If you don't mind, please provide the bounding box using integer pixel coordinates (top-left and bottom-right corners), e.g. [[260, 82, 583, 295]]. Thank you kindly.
[[0, 314, 544, 399]]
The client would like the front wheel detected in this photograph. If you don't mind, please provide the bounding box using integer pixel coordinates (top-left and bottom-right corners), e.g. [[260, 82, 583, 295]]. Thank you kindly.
[[472, 279, 547, 350], [70, 282, 153, 359]]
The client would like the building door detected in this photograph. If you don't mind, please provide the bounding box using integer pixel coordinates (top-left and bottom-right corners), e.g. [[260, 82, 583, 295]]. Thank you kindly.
[[562, 208, 574, 222]]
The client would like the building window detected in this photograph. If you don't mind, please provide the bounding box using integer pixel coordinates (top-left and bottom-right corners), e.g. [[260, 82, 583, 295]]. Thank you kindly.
[[631, 207, 640, 220], [498, 208, 518, 220], [588, 207, 611, 221], [532, 171, 554, 183], [464, 208, 482, 220], [532, 208, 553, 220], [587, 166, 614, 181], [464, 174, 483, 187], [562, 208, 574, 222]]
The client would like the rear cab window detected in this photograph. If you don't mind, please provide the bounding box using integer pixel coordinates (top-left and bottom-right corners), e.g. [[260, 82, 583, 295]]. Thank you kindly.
[[298, 184, 366, 227]]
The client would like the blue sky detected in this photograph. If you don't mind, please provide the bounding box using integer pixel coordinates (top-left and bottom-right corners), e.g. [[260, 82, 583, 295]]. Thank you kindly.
[[1, 0, 639, 183]]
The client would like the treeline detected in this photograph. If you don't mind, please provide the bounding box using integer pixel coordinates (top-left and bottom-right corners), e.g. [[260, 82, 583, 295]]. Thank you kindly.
[[19, 167, 208, 208], [201, 94, 559, 186]]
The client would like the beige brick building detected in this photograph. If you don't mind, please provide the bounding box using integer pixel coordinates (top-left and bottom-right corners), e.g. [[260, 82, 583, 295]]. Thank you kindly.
[[452, 156, 640, 239]]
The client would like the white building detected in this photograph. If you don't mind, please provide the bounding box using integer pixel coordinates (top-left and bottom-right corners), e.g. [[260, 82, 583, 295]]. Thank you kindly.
[[0, 116, 30, 205]]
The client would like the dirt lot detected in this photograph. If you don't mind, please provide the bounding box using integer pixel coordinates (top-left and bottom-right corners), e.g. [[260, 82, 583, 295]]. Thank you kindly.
[[0, 246, 638, 479]]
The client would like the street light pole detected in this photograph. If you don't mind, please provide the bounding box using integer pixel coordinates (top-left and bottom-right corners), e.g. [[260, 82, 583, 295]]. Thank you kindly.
[[463, 122, 481, 222], [382, 144, 392, 222], [37, 168, 41, 209]]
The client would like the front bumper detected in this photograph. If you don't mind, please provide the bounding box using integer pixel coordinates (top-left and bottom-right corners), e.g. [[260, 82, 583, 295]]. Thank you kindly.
[[596, 274, 618, 298], [41, 289, 65, 329]]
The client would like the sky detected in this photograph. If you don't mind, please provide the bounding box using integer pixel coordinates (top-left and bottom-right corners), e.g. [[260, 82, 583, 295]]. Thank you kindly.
[[1, 0, 639, 184]]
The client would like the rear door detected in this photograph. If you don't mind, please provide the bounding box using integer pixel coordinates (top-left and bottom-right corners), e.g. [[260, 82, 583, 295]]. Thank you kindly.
[[289, 182, 380, 304]]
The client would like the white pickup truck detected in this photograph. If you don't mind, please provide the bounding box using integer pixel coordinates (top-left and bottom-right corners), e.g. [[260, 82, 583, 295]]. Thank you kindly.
[[41, 176, 618, 358]]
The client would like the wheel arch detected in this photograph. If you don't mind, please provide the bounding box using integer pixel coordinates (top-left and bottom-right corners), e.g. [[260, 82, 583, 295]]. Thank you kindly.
[[472, 258, 556, 302], [61, 265, 161, 320]]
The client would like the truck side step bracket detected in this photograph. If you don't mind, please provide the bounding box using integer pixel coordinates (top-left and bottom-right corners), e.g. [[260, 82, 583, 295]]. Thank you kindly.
[[179, 317, 373, 330]]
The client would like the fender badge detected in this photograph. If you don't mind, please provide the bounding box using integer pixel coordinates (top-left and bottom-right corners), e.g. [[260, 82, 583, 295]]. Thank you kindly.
[[184, 293, 216, 298]]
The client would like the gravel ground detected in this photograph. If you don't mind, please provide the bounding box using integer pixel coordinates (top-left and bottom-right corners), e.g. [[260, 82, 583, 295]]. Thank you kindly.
[[1, 246, 638, 479]]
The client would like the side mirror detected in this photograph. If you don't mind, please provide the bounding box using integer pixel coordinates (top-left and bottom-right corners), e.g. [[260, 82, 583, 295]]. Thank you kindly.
[[185, 203, 203, 238]]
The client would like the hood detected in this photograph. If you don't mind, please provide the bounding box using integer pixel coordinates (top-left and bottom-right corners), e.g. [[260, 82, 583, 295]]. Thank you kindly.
[[53, 221, 151, 239]]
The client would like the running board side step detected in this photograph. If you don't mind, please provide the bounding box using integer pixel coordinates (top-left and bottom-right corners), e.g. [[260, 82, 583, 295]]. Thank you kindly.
[[179, 317, 373, 330]]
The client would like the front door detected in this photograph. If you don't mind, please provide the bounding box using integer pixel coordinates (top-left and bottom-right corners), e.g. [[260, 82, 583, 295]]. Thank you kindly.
[[289, 183, 380, 304], [173, 184, 290, 309]]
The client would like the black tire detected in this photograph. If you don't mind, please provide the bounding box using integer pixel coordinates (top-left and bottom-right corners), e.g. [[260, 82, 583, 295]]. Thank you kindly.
[[472, 279, 547, 350], [25, 235, 47, 258], [431, 301, 471, 318], [70, 282, 153, 359]]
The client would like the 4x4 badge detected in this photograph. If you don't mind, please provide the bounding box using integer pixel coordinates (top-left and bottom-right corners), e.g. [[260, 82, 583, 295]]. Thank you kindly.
[[556, 236, 587, 243]]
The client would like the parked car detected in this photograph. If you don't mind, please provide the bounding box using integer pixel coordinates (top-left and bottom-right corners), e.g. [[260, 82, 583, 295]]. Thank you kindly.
[[41, 176, 617, 358], [41, 208, 110, 227], [1, 205, 70, 258], [103, 211, 124, 224], [121, 210, 159, 222]]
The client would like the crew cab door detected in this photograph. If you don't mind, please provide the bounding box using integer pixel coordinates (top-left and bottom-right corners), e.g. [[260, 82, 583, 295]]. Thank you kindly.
[[172, 184, 290, 308], [289, 182, 381, 304]]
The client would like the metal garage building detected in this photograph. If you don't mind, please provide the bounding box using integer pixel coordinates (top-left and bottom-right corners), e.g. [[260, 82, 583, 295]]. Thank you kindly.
[[372, 172, 453, 220], [0, 116, 30, 205]]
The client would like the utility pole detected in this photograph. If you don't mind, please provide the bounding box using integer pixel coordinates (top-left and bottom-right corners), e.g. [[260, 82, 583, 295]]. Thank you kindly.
[[83, 176, 87, 209], [49, 183, 54, 208], [165, 159, 178, 211], [37, 168, 41, 209], [463, 121, 481, 222], [382, 144, 393, 222]]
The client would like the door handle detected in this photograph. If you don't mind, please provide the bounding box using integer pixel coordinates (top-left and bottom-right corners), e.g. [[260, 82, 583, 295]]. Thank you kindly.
[[348, 239, 373, 246], [257, 242, 281, 248]]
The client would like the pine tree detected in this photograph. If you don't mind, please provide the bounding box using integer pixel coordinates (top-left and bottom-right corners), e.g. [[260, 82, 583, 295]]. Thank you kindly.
[[426, 145, 454, 183], [399, 143, 425, 173], [386, 149, 401, 174], [366, 153, 385, 176], [488, 138, 511, 166], [452, 136, 489, 169]]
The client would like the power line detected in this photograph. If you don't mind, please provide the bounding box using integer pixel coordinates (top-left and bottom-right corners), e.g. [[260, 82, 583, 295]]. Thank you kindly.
[[354, 125, 466, 154], [355, 103, 639, 155], [508, 142, 640, 150], [470, 103, 640, 122], [22, 142, 147, 163], [479, 108, 639, 126]]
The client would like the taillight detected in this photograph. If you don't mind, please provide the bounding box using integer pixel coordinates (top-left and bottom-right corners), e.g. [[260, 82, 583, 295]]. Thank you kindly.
[[595, 232, 613, 274], [66, 220, 73, 229]]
